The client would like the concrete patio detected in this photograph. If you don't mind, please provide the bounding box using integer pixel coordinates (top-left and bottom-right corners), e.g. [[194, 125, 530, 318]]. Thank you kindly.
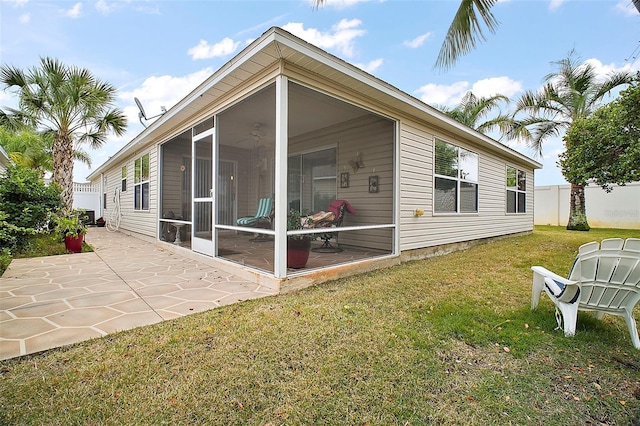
[[0, 227, 277, 361]]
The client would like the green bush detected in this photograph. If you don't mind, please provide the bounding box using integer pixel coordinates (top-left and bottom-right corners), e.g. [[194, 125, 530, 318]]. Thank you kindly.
[[0, 165, 62, 251]]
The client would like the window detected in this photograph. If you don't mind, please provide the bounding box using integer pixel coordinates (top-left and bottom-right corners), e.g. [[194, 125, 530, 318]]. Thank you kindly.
[[434, 139, 478, 213], [288, 148, 336, 213], [506, 166, 526, 213], [134, 153, 150, 211], [121, 166, 127, 192]]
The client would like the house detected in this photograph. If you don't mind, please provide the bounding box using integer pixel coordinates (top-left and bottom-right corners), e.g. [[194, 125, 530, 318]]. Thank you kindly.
[[0, 144, 11, 174], [87, 27, 541, 292]]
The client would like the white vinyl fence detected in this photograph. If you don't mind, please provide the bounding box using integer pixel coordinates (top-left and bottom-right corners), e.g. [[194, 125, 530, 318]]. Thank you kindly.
[[535, 183, 640, 229], [72, 182, 102, 223]]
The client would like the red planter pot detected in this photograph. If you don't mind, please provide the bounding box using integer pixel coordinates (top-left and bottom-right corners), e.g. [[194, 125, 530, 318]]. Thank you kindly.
[[64, 235, 84, 253], [287, 238, 311, 269]]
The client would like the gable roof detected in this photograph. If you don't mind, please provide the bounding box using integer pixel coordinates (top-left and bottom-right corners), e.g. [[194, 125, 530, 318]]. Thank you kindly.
[[0, 144, 12, 169], [88, 26, 540, 180]]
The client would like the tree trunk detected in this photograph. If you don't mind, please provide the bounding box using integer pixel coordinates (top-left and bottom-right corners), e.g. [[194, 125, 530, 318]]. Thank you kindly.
[[52, 135, 75, 210], [566, 182, 590, 231]]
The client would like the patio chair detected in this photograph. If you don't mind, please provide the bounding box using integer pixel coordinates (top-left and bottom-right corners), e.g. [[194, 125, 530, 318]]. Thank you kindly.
[[237, 197, 273, 229], [311, 199, 356, 253], [531, 238, 640, 349]]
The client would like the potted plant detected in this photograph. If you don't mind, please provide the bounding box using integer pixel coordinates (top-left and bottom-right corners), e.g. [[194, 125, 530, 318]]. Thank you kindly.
[[55, 210, 89, 253], [287, 209, 312, 269]]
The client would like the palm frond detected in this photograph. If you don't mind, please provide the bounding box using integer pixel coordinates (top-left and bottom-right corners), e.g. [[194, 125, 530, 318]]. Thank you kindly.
[[476, 113, 513, 135], [591, 70, 634, 107], [435, 0, 499, 70]]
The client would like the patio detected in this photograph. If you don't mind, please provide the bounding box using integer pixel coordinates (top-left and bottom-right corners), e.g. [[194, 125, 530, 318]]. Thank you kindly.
[[0, 227, 277, 361], [172, 229, 391, 273]]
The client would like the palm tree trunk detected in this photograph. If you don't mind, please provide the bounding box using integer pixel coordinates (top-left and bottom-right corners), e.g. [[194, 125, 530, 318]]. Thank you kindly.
[[52, 135, 74, 210], [566, 182, 590, 231]]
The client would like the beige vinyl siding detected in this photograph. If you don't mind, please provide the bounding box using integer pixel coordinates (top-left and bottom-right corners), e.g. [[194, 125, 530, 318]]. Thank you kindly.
[[103, 147, 158, 239], [161, 143, 189, 218], [289, 114, 394, 250], [399, 119, 534, 251], [221, 145, 251, 224]]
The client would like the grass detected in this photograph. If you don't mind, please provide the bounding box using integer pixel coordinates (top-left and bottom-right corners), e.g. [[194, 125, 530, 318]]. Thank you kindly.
[[0, 232, 92, 275], [1, 226, 640, 425]]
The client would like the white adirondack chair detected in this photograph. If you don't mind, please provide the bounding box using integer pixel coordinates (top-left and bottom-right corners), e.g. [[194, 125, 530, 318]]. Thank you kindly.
[[531, 238, 640, 349]]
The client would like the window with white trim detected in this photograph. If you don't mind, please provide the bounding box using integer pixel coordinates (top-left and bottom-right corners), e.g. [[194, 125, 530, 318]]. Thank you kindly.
[[134, 153, 150, 211], [506, 166, 526, 213], [434, 139, 478, 213], [121, 166, 127, 192]]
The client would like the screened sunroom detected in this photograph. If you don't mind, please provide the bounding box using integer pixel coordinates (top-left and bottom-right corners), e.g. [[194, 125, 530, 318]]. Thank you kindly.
[[158, 79, 396, 279]]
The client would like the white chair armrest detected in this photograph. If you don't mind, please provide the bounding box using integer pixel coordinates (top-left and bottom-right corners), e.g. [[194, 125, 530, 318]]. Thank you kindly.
[[531, 266, 576, 286]]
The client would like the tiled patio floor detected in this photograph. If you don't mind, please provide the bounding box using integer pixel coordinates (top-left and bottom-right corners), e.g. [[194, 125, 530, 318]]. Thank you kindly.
[[0, 227, 277, 361]]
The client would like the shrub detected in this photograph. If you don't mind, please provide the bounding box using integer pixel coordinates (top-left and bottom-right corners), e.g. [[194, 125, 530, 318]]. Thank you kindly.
[[0, 165, 62, 251]]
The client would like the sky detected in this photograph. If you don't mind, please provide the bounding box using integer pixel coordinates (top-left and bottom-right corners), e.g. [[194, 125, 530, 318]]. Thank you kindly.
[[1, 0, 639, 185]]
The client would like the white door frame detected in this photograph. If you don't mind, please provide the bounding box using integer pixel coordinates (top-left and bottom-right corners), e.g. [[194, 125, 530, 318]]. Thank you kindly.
[[192, 128, 215, 256]]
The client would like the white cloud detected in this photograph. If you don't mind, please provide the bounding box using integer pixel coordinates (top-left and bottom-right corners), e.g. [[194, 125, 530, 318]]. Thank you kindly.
[[95, 0, 118, 15], [415, 76, 522, 107], [415, 81, 469, 106], [0, 89, 16, 107], [403, 32, 431, 49], [583, 57, 638, 77], [120, 68, 213, 117], [187, 38, 241, 60], [282, 19, 366, 58], [18, 13, 30, 23], [65, 2, 82, 18], [4, 0, 28, 6], [615, 0, 639, 16], [548, 0, 565, 11], [354, 58, 383, 74], [470, 76, 523, 98], [309, 0, 371, 9], [92, 0, 158, 15], [133, 4, 160, 15]]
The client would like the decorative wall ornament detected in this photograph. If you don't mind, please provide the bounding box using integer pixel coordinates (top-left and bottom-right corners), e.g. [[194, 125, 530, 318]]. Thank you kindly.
[[349, 152, 365, 173], [340, 172, 350, 188], [369, 175, 379, 193]]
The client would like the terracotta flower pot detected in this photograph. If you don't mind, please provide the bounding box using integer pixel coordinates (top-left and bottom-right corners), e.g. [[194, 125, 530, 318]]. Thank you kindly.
[[287, 238, 311, 269], [64, 235, 84, 253]]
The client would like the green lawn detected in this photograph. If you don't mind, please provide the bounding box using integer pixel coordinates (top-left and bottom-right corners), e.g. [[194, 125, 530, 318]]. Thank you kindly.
[[1, 226, 639, 425], [0, 232, 92, 276]]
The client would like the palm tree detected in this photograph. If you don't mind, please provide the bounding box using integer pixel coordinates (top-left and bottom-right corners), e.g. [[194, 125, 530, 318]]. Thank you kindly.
[[0, 126, 93, 179], [439, 91, 512, 135], [0, 127, 52, 176], [313, 0, 499, 70], [508, 50, 633, 231], [0, 57, 127, 209]]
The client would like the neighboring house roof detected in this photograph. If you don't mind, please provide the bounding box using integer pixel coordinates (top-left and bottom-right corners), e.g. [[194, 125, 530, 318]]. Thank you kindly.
[[88, 27, 540, 180], [0, 144, 12, 170]]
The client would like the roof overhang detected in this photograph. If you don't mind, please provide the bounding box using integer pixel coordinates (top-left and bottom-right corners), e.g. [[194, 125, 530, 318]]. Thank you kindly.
[[88, 27, 540, 180], [0, 144, 12, 168]]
